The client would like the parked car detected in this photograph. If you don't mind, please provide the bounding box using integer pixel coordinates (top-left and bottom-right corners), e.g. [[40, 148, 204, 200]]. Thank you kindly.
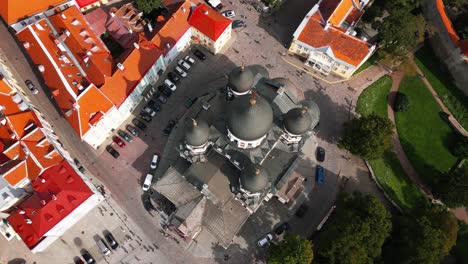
[[274, 222, 291, 235], [164, 79, 177, 91], [175, 66, 187, 78], [161, 87, 172, 97], [118, 130, 133, 142], [232, 20, 246, 28], [316, 146, 325, 162], [74, 258, 85, 264], [143, 106, 156, 117], [168, 72, 180, 83], [112, 136, 126, 148], [25, 80, 39, 95], [147, 100, 161, 112], [126, 125, 140, 137], [184, 55, 196, 65], [150, 154, 159, 170], [257, 234, 273, 247], [104, 232, 119, 249], [193, 49, 206, 60], [222, 10, 235, 18], [139, 112, 152, 123], [106, 146, 119, 159], [295, 203, 308, 218], [81, 251, 96, 264], [96, 239, 111, 256], [316, 165, 325, 184], [177, 59, 191, 71], [163, 120, 176, 136], [158, 95, 168, 104], [132, 118, 147, 131], [142, 173, 153, 191]]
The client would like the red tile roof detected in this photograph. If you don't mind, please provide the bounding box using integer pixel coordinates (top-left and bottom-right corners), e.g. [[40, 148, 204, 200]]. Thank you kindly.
[[75, 0, 99, 8], [297, 12, 371, 66], [188, 4, 231, 41], [7, 160, 94, 249], [0, 0, 66, 24]]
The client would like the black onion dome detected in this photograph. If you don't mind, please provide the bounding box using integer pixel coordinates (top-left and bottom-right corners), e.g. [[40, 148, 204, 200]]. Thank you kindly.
[[240, 163, 269, 193], [185, 119, 210, 146], [228, 66, 255, 93], [283, 107, 313, 135], [227, 93, 273, 141]]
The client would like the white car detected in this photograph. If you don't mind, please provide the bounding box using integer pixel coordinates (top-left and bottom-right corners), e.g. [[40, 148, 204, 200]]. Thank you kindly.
[[142, 173, 153, 191], [150, 154, 159, 170], [175, 66, 187, 78], [222, 10, 235, 18], [177, 59, 191, 71], [184, 55, 196, 65], [257, 233, 273, 247], [164, 79, 176, 91]]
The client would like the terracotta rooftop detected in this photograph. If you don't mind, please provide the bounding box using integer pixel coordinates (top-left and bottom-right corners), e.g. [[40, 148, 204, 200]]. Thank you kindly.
[[0, 0, 66, 24], [7, 160, 94, 249], [297, 12, 371, 66], [188, 3, 231, 41], [75, 0, 99, 8]]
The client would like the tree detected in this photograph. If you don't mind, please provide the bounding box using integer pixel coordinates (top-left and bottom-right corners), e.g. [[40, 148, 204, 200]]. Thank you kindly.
[[316, 192, 392, 264], [339, 114, 394, 160], [435, 165, 468, 207], [268, 234, 313, 264], [383, 204, 459, 264], [394, 92, 410, 112], [449, 132, 468, 159], [135, 0, 163, 14], [377, 8, 425, 56]]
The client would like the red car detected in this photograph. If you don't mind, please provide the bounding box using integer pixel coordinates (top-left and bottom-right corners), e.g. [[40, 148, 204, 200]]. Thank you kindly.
[[113, 136, 126, 148]]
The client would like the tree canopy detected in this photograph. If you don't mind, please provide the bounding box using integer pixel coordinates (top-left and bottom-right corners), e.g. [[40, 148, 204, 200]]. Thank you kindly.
[[435, 165, 468, 207], [268, 234, 313, 264], [316, 192, 392, 264], [339, 114, 394, 160], [449, 133, 468, 159], [135, 0, 163, 14], [383, 204, 459, 264]]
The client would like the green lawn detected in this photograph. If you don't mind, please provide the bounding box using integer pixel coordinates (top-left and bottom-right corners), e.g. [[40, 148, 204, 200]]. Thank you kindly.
[[414, 46, 468, 130], [354, 54, 379, 76], [356, 76, 425, 211], [395, 76, 457, 186], [455, 222, 468, 264]]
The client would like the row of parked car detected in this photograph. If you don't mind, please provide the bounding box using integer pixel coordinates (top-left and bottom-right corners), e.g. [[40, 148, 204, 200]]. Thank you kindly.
[[74, 232, 119, 264]]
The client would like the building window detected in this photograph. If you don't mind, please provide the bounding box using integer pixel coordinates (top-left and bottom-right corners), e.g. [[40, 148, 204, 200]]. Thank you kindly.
[[341, 70, 346, 74], [345, 66, 349, 70]]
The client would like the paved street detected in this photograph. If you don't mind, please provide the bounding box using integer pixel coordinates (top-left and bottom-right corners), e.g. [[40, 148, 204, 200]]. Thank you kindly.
[[0, 0, 393, 263]]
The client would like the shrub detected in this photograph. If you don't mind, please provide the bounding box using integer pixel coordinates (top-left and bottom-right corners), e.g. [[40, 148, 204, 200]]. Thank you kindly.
[[394, 92, 410, 112]]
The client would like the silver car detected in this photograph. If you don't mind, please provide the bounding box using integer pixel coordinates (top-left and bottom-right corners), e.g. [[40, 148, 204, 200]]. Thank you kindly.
[[175, 66, 187, 78]]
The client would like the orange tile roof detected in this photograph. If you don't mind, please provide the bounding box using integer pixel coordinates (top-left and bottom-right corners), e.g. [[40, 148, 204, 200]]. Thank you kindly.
[[0, 0, 66, 24], [6, 111, 41, 139], [436, 0, 468, 63], [328, 0, 353, 26], [319, 0, 341, 22], [3, 160, 27, 186], [188, 4, 231, 41], [297, 12, 371, 66]]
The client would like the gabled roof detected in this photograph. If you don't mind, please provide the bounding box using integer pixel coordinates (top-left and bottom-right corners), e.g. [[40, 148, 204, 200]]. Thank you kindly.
[[75, 0, 99, 8], [7, 160, 94, 249], [318, 0, 364, 27], [0, 0, 66, 24], [188, 4, 231, 41], [297, 12, 371, 66]]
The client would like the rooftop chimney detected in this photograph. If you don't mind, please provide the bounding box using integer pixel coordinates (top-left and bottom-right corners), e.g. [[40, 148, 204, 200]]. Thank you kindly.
[[25, 219, 32, 224], [19, 210, 25, 215], [38, 65, 45, 72], [60, 13, 67, 20], [23, 42, 30, 49]]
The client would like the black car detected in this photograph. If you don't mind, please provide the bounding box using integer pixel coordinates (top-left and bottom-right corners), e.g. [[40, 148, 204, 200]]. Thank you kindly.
[[168, 72, 180, 83], [118, 130, 133, 142], [82, 251, 96, 264], [106, 146, 119, 158], [232, 20, 246, 29], [25, 79, 39, 94], [161, 87, 172, 97], [193, 49, 206, 60], [132, 118, 147, 131], [139, 112, 152, 122], [126, 125, 140, 136], [147, 100, 161, 112], [295, 204, 308, 218], [316, 146, 325, 162], [163, 120, 176, 136], [274, 222, 291, 235], [104, 232, 119, 249]]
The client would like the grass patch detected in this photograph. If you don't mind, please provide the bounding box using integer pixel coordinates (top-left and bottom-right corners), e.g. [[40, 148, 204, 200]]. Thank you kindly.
[[356, 76, 424, 210], [100, 32, 124, 58], [454, 222, 468, 264], [354, 54, 380, 75], [356, 75, 392, 117], [414, 46, 468, 130], [395, 76, 457, 185]]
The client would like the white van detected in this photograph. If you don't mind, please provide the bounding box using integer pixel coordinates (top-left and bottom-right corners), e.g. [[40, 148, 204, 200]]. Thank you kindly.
[[97, 239, 111, 256], [177, 59, 191, 71], [142, 173, 153, 191]]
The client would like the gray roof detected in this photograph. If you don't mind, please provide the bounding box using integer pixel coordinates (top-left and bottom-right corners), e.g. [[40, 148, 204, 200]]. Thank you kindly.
[[283, 107, 313, 135], [240, 163, 270, 193], [227, 93, 273, 141], [154, 167, 202, 207], [184, 119, 210, 146], [301, 100, 320, 129], [228, 66, 255, 93]]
